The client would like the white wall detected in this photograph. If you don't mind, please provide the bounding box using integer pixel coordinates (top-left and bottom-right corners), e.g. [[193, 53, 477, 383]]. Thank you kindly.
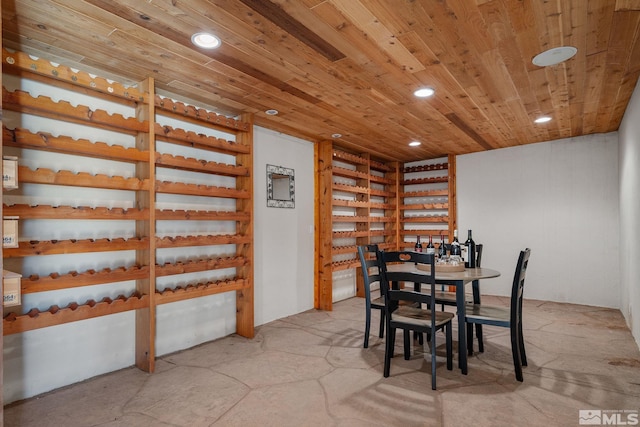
[[457, 133, 620, 307], [619, 78, 640, 348], [253, 127, 315, 325]]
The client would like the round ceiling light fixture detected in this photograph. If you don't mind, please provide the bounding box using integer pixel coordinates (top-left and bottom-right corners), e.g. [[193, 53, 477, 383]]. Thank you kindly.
[[191, 32, 221, 49], [414, 87, 435, 98], [265, 109, 279, 115], [409, 141, 422, 147], [532, 46, 577, 67], [331, 133, 342, 138], [534, 116, 552, 124]]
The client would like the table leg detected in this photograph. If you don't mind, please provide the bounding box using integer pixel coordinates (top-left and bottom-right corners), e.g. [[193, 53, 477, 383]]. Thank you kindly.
[[472, 279, 484, 353], [456, 280, 468, 374]]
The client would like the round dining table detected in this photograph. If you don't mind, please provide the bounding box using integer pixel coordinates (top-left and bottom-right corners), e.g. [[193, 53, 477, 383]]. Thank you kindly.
[[386, 264, 501, 374]]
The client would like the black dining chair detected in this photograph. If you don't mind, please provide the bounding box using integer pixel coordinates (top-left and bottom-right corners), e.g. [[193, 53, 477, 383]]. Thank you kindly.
[[378, 250, 453, 390], [357, 244, 385, 348], [464, 248, 531, 382]]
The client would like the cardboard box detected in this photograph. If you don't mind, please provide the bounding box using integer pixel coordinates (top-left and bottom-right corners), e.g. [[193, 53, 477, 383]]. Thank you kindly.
[[3, 270, 22, 307], [3, 216, 19, 248], [3, 156, 18, 190]]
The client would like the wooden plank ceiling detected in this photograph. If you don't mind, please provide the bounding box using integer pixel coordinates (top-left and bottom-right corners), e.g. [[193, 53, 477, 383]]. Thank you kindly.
[[2, 0, 640, 162]]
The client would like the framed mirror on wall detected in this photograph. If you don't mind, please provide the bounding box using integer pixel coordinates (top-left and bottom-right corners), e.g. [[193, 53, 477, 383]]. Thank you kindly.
[[267, 164, 295, 208]]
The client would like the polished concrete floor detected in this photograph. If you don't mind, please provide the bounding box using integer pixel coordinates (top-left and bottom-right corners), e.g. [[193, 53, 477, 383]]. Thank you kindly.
[[4, 296, 640, 426]]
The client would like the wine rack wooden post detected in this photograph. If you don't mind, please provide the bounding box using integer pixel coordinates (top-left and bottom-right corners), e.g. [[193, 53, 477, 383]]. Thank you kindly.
[[448, 154, 457, 239], [235, 113, 254, 338], [384, 161, 400, 251], [135, 77, 156, 372], [354, 153, 370, 298], [315, 140, 334, 310], [0, 8, 4, 421]]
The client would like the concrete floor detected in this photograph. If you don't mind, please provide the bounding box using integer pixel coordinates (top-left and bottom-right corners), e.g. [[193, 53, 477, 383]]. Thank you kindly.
[[4, 296, 640, 426]]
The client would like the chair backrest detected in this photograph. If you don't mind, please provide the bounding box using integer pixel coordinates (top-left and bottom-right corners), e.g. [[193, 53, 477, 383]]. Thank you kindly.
[[357, 244, 381, 305], [475, 243, 483, 268], [377, 251, 437, 316], [510, 248, 531, 326]]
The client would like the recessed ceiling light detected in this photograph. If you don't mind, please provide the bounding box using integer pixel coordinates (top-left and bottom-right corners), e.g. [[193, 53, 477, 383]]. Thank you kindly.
[[265, 109, 279, 115], [534, 116, 552, 124], [331, 133, 342, 138], [191, 32, 221, 49], [414, 87, 435, 98], [532, 46, 577, 67], [409, 141, 421, 147]]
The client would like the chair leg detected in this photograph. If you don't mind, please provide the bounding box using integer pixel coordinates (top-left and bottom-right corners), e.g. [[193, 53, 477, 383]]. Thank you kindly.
[[364, 306, 371, 348], [467, 322, 474, 356], [510, 325, 523, 382], [390, 325, 396, 358], [378, 310, 385, 338], [472, 280, 484, 353], [518, 318, 527, 366], [431, 327, 437, 390], [475, 324, 484, 353], [446, 323, 453, 371], [384, 327, 393, 377], [404, 330, 411, 360]]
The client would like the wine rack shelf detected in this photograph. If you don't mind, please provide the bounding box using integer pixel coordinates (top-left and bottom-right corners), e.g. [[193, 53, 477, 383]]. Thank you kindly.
[[17, 166, 151, 190], [21, 266, 151, 293], [155, 278, 250, 305], [4, 237, 150, 257], [3, 204, 149, 220], [3, 127, 149, 161], [3, 293, 149, 335]]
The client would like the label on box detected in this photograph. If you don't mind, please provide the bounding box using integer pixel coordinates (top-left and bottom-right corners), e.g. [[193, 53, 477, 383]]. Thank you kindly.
[[3, 216, 19, 248], [3, 156, 18, 190], [3, 270, 22, 307]]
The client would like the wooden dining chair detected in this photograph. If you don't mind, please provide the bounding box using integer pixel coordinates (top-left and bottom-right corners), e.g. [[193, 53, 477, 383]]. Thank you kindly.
[[357, 244, 385, 348], [378, 251, 453, 390], [464, 248, 531, 382]]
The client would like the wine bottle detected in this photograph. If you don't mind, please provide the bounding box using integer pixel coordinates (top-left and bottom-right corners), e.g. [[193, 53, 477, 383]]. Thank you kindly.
[[450, 229, 461, 257], [438, 234, 447, 259], [414, 235, 423, 252], [426, 235, 435, 255], [465, 229, 476, 268]]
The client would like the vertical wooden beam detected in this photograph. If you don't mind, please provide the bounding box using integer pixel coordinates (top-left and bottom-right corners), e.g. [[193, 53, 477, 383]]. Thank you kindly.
[[315, 140, 333, 310], [387, 161, 400, 251], [134, 78, 156, 372], [235, 113, 254, 337], [0, 6, 4, 420], [354, 152, 370, 298], [448, 154, 457, 241], [399, 162, 406, 250]]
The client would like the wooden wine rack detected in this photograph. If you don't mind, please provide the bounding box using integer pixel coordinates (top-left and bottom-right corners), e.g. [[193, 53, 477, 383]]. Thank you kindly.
[[316, 146, 456, 310], [400, 155, 456, 246], [0, 48, 254, 377], [316, 141, 399, 310]]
